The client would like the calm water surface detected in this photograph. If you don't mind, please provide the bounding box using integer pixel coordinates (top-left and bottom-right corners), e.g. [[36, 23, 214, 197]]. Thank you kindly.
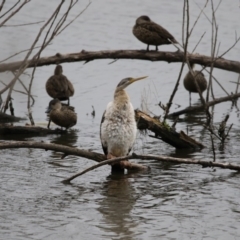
[[0, 0, 240, 239]]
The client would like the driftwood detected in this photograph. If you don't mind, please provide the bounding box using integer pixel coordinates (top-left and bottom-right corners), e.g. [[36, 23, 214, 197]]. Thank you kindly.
[[0, 124, 65, 136], [0, 50, 240, 74], [135, 109, 204, 149], [0, 140, 147, 171], [0, 140, 239, 183], [62, 152, 240, 183], [0, 110, 204, 149], [168, 92, 240, 117]]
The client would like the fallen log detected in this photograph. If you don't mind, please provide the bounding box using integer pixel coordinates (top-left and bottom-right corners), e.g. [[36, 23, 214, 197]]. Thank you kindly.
[[0, 124, 65, 136], [135, 109, 204, 149], [0, 50, 240, 74]]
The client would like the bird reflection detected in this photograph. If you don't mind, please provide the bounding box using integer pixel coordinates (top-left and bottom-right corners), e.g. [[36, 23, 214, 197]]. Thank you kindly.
[[49, 129, 79, 161], [97, 174, 138, 239]]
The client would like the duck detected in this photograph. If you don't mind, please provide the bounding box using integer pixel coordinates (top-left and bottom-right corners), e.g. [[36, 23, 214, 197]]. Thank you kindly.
[[183, 64, 207, 105], [133, 15, 178, 51], [46, 99, 77, 130], [45, 65, 74, 105]]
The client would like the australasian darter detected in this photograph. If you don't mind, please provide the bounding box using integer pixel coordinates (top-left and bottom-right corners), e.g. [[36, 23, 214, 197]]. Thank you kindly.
[[183, 64, 207, 106], [45, 65, 75, 105], [133, 15, 178, 51], [100, 76, 147, 172]]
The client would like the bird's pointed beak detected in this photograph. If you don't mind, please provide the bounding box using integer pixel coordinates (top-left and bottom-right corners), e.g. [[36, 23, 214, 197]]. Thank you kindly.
[[131, 76, 148, 83]]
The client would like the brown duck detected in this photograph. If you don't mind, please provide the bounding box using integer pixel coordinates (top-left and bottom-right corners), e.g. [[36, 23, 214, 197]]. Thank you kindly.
[[46, 99, 77, 130], [133, 15, 178, 51], [183, 64, 207, 105], [45, 65, 74, 105]]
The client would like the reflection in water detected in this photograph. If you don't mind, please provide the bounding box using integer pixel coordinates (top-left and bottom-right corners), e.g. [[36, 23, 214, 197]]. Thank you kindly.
[[98, 173, 138, 239], [48, 129, 79, 162], [51, 129, 79, 146], [0, 0, 240, 239]]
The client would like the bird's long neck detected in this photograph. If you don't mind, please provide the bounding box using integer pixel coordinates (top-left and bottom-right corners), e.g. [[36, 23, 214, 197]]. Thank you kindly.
[[113, 89, 130, 109], [190, 63, 195, 70], [54, 69, 62, 76]]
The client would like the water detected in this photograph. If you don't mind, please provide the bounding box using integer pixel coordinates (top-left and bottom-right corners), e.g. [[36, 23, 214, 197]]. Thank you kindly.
[[0, 0, 240, 239]]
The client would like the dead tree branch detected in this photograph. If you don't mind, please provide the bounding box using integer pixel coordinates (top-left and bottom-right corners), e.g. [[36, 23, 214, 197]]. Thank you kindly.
[[63, 151, 240, 183], [0, 140, 239, 184], [167, 92, 240, 117], [136, 109, 204, 149], [0, 50, 239, 73]]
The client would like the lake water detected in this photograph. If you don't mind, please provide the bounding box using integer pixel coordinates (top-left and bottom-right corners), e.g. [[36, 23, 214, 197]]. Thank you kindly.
[[0, 0, 240, 239]]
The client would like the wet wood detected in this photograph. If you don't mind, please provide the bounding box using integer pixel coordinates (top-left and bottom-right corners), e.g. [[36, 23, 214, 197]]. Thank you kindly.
[[0, 50, 239, 74], [63, 152, 240, 183], [167, 92, 240, 117], [0, 140, 239, 184], [0, 140, 106, 162], [0, 124, 64, 136], [135, 109, 204, 149]]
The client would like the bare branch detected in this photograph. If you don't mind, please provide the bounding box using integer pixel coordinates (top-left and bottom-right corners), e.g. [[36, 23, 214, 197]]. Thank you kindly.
[[0, 0, 6, 13], [2, 21, 44, 27], [0, 50, 239, 73], [0, 0, 29, 27], [0, 45, 51, 64], [0, 0, 18, 18], [191, 31, 206, 53], [189, 0, 208, 37], [57, 0, 91, 35], [167, 92, 240, 117], [0, 141, 239, 183]]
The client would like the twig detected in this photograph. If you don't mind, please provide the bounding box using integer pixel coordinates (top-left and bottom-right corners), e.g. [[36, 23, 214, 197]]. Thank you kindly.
[[204, 68, 230, 96], [235, 74, 240, 94], [57, 0, 91, 36], [0, 45, 50, 64], [193, 0, 212, 24], [189, 0, 208, 37], [210, 134, 216, 161], [11, 72, 35, 106], [0, 0, 6, 13], [0, 79, 35, 97], [62, 157, 148, 183], [0, 0, 18, 18], [0, 0, 29, 27], [218, 35, 240, 59], [2, 21, 44, 27], [163, 0, 189, 121], [191, 31, 206, 53]]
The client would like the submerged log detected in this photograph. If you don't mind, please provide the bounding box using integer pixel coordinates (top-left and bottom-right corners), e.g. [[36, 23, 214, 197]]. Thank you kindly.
[[0, 124, 64, 136], [135, 109, 204, 149]]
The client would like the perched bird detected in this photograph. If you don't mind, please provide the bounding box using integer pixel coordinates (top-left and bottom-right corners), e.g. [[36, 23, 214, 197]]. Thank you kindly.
[[45, 65, 75, 105], [133, 15, 178, 51], [100, 76, 147, 172], [45, 99, 77, 130], [183, 64, 207, 106]]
